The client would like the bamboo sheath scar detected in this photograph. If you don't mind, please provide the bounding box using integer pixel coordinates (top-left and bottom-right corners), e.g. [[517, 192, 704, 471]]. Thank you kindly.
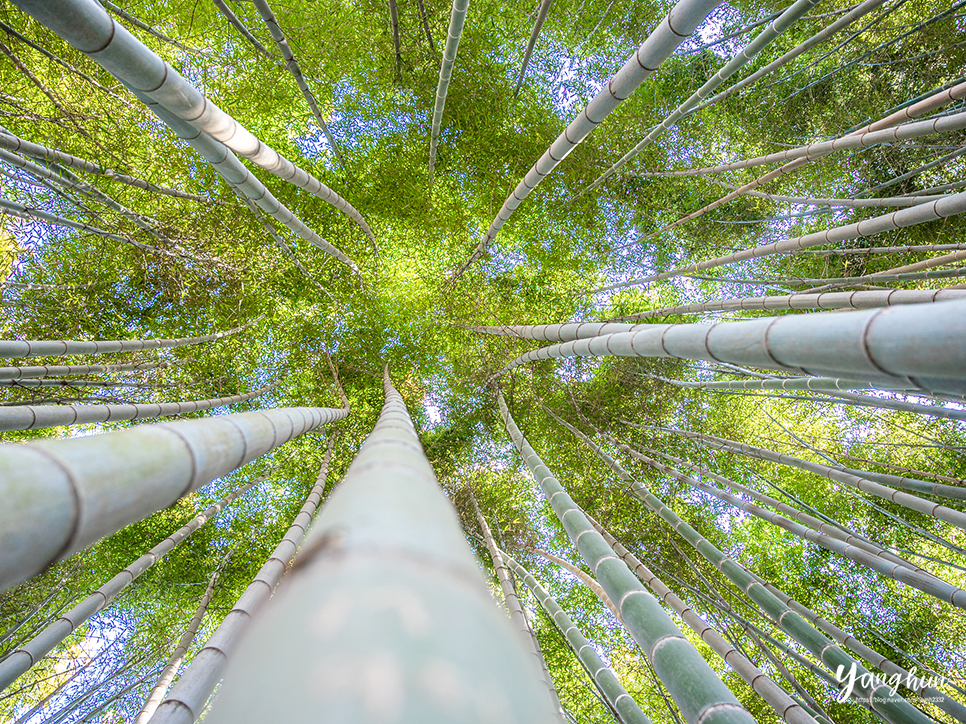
[[148, 435, 340, 724], [451, 0, 721, 278], [502, 553, 652, 724], [0, 380, 279, 431], [199, 371, 558, 724], [0, 406, 346, 593], [498, 391, 756, 724], [0, 481, 256, 691], [542, 412, 934, 724], [491, 300, 966, 397], [11, 0, 374, 243]]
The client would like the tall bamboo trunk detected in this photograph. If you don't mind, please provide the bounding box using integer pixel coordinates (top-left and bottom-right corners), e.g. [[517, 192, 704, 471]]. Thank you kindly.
[[184, 369, 558, 724]]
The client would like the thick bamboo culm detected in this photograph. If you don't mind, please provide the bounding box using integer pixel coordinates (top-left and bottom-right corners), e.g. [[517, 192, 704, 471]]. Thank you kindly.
[[0, 360, 176, 380], [185, 370, 558, 724], [491, 300, 966, 397], [497, 391, 757, 724], [0, 406, 346, 592], [0, 481, 256, 691]]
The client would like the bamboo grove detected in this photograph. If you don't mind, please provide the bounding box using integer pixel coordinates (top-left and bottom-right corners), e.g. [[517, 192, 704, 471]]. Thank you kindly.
[[0, 0, 964, 722]]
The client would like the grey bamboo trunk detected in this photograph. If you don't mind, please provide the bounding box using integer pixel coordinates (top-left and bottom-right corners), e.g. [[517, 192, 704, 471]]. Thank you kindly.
[[0, 406, 346, 592]]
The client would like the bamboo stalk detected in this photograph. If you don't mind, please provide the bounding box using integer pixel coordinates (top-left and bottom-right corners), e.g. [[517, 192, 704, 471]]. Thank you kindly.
[[503, 552, 652, 724], [511, 0, 554, 100], [497, 391, 757, 724], [14, 0, 374, 243], [544, 413, 934, 724], [652, 427, 966, 531], [585, 517, 820, 724], [0, 405, 346, 592], [252, 0, 352, 177], [490, 300, 966, 398], [133, 560, 224, 724], [0, 480, 257, 690], [449, 0, 721, 280], [184, 372, 557, 724], [0, 318, 257, 359], [427, 0, 470, 186]]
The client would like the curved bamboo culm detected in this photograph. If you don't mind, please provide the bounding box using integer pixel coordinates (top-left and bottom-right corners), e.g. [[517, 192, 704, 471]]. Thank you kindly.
[[646, 428, 966, 530], [540, 410, 935, 724], [0, 479, 258, 690], [584, 516, 821, 724], [131, 90, 361, 277], [180, 370, 558, 724], [147, 433, 341, 724], [0, 380, 281, 431], [12, 0, 375, 245], [581, 0, 821, 195], [604, 288, 966, 321], [490, 300, 966, 397], [449, 0, 722, 280], [427, 0, 470, 187], [601, 190, 966, 290], [470, 491, 567, 721], [0, 405, 346, 593], [0, 360, 176, 380], [502, 552, 652, 724], [511, 0, 554, 100], [0, 128, 218, 203], [132, 564, 221, 724], [623, 446, 966, 609], [496, 391, 757, 724], [0, 318, 257, 359], [251, 0, 355, 181], [521, 546, 622, 621]]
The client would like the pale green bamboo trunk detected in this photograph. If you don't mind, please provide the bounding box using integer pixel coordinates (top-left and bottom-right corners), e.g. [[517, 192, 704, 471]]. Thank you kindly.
[[0, 406, 346, 592], [427, 0, 470, 186], [502, 552, 652, 724], [497, 391, 756, 724], [190, 370, 558, 724]]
